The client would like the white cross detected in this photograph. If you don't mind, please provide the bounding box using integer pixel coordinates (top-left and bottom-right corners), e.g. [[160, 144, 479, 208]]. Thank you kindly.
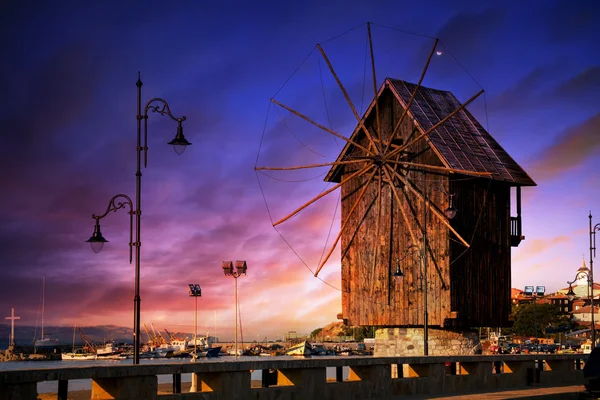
[[5, 308, 20, 347]]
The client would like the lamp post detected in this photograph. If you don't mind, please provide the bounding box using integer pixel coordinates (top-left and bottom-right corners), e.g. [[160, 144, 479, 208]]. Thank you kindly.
[[394, 172, 456, 356], [589, 212, 600, 346], [567, 258, 594, 345], [188, 284, 202, 359], [222, 260, 247, 359], [86, 73, 191, 364]]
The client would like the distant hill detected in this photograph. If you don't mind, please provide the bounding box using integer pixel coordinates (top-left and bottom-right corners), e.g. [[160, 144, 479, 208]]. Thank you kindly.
[[0, 324, 136, 349]]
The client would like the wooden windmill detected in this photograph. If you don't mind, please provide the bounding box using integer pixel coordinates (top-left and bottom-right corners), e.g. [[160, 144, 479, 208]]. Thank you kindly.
[[256, 24, 536, 331]]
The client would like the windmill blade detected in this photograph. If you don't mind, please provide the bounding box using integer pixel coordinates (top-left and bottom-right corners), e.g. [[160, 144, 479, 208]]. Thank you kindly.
[[317, 44, 380, 153], [388, 89, 484, 159], [273, 164, 373, 227], [271, 98, 375, 156], [255, 159, 369, 171], [369, 169, 384, 296], [314, 168, 378, 277], [386, 166, 470, 247], [384, 38, 439, 153], [381, 166, 418, 247], [367, 22, 382, 146], [385, 160, 492, 178]]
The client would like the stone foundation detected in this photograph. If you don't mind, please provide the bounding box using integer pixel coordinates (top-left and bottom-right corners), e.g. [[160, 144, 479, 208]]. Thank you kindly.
[[374, 327, 481, 356]]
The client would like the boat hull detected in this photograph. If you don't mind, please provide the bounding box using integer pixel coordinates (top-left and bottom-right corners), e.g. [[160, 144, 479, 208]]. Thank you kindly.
[[61, 352, 97, 360], [286, 341, 312, 356]]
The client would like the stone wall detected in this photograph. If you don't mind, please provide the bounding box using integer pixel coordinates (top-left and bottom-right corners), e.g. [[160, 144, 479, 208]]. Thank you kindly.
[[374, 327, 481, 356]]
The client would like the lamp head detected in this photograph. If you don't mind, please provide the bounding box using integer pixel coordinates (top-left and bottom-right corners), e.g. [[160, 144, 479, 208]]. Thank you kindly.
[[392, 260, 404, 279], [535, 286, 545, 297], [445, 194, 457, 220], [188, 283, 201, 296], [222, 261, 234, 276], [567, 284, 576, 301], [168, 121, 192, 155], [235, 260, 247, 276], [86, 219, 108, 253]]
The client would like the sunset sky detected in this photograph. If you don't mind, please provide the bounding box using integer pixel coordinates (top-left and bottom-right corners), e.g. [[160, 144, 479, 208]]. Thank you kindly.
[[1, 0, 599, 342]]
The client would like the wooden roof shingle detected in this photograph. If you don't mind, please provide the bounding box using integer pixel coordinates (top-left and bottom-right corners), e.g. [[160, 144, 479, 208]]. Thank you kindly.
[[388, 78, 536, 186]]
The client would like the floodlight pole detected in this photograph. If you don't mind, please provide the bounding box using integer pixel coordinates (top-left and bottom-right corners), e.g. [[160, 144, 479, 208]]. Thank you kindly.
[[222, 261, 247, 360]]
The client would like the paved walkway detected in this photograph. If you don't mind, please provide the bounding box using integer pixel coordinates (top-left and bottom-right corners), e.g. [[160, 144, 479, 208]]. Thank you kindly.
[[402, 385, 586, 399]]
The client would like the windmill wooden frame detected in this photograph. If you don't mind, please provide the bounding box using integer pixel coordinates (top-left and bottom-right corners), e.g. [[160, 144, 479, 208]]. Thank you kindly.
[[256, 23, 536, 329]]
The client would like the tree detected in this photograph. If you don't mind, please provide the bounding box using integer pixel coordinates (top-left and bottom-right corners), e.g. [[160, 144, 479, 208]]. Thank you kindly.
[[310, 328, 323, 340], [509, 302, 570, 338]]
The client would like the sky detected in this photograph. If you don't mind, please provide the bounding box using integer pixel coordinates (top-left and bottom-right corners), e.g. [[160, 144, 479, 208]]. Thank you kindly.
[[1, 0, 599, 342]]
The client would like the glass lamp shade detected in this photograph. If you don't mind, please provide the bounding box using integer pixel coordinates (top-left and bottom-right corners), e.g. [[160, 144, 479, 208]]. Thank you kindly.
[[567, 285, 576, 301], [86, 222, 108, 253], [392, 266, 404, 278], [168, 124, 192, 155], [445, 207, 457, 220], [444, 195, 457, 219]]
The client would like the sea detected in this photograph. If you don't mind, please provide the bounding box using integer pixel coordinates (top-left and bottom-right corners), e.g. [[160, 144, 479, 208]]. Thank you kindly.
[[0, 356, 349, 394]]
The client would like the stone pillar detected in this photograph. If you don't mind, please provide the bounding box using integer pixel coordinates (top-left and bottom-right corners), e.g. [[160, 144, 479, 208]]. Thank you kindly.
[[374, 327, 481, 356], [192, 370, 251, 398], [0, 382, 37, 400], [277, 367, 326, 398], [91, 375, 157, 400]]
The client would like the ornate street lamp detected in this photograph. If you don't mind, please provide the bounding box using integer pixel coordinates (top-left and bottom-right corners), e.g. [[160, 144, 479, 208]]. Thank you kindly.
[[589, 212, 600, 346], [222, 260, 247, 359], [86, 194, 134, 258], [392, 245, 421, 278], [567, 261, 593, 342], [86, 73, 191, 364], [188, 284, 202, 360]]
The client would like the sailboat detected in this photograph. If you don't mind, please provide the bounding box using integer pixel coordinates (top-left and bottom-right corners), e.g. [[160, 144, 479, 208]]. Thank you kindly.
[[34, 275, 60, 349], [62, 325, 97, 360]]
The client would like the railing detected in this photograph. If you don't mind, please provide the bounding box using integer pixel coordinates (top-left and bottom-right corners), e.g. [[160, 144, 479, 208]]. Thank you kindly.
[[0, 354, 586, 400], [511, 216, 524, 246]]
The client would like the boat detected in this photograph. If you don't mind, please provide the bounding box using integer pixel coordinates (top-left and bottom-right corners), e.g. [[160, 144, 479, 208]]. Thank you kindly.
[[61, 348, 97, 360], [34, 275, 60, 349], [96, 342, 122, 358], [286, 341, 313, 356], [205, 346, 222, 358], [190, 346, 222, 360]]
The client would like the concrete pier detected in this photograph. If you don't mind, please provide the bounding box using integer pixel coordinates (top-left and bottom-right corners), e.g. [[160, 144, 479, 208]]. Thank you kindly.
[[0, 354, 587, 399]]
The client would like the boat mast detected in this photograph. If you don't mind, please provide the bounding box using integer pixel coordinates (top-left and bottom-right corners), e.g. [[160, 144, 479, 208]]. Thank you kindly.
[[41, 274, 46, 339]]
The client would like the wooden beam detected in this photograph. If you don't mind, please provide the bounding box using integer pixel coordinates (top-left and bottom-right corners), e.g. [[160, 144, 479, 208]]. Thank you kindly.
[[273, 164, 373, 227], [387, 166, 470, 247], [388, 89, 484, 159], [384, 160, 493, 178], [317, 44, 380, 153], [314, 168, 378, 277], [271, 98, 374, 155], [367, 22, 382, 147], [381, 166, 418, 247], [384, 38, 439, 153], [369, 169, 384, 295], [255, 159, 368, 171]]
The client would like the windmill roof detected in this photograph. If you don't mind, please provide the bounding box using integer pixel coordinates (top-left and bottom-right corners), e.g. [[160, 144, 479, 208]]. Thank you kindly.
[[388, 79, 536, 186]]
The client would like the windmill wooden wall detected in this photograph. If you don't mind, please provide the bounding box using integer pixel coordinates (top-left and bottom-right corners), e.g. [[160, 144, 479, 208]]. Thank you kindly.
[[334, 82, 520, 329]]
